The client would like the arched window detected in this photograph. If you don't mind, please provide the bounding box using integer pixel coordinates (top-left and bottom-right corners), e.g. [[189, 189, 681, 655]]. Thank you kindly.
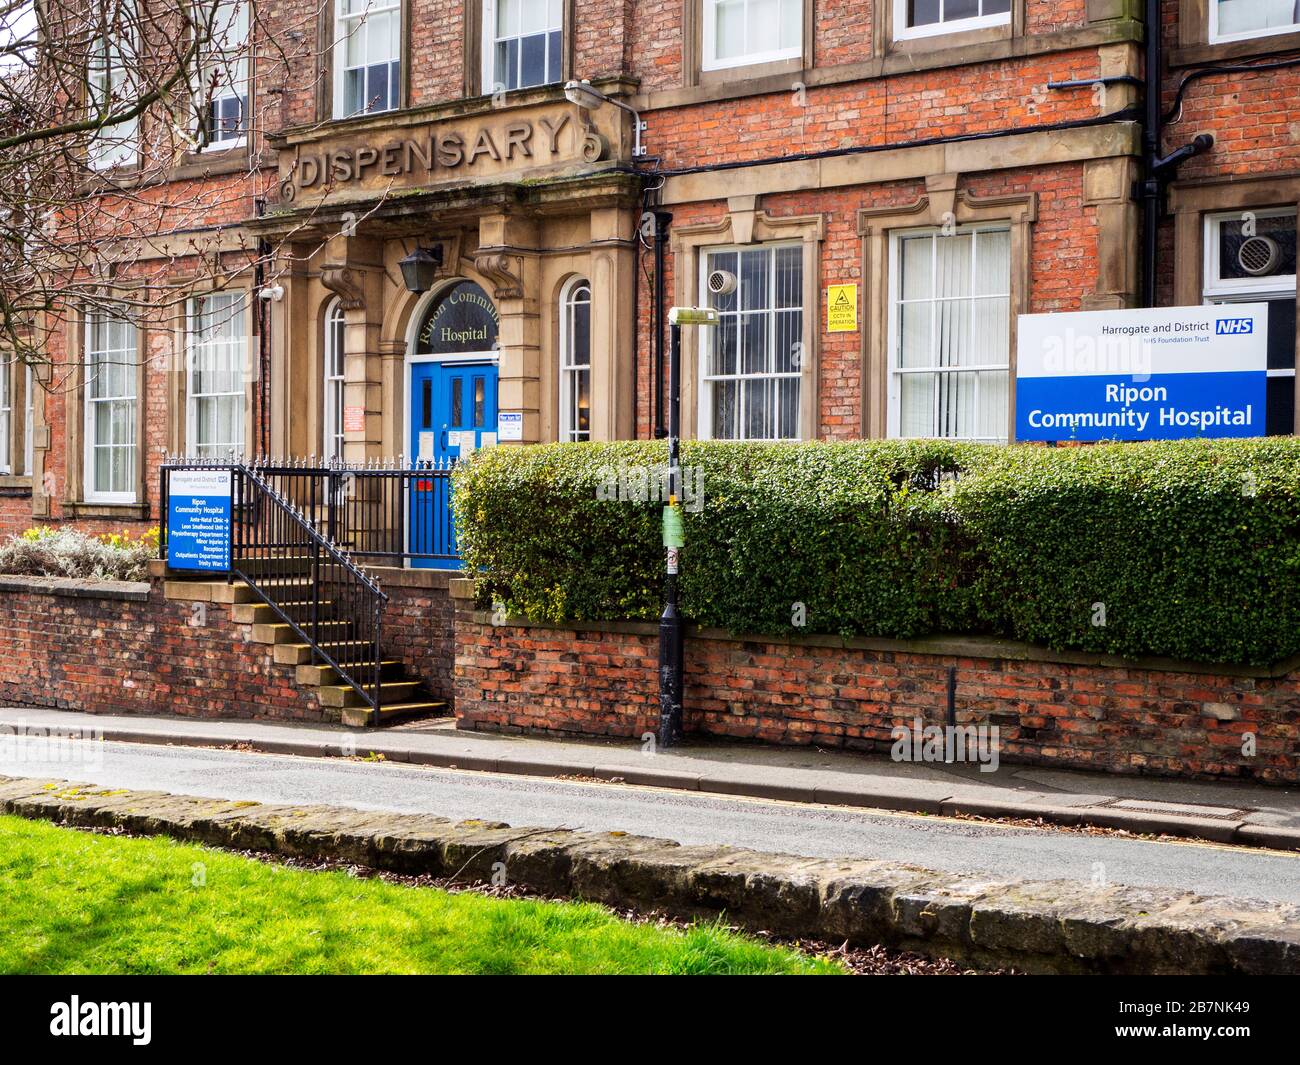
[[324, 299, 346, 462], [559, 278, 591, 442]]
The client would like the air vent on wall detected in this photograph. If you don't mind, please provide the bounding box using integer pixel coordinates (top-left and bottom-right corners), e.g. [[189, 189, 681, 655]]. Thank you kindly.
[[1238, 235, 1281, 277]]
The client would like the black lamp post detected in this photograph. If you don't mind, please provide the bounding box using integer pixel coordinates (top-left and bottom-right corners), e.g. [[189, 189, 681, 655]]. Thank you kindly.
[[399, 245, 444, 294], [657, 306, 718, 749]]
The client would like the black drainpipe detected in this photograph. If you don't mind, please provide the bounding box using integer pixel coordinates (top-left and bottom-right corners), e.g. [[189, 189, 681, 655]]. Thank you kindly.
[[652, 209, 672, 439], [1138, 0, 1214, 308], [253, 196, 271, 456], [1139, 0, 1163, 309]]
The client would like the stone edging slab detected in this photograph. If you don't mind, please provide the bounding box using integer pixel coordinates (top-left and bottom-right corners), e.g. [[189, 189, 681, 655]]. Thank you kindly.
[[0, 574, 150, 601], [2, 773, 1296, 975]]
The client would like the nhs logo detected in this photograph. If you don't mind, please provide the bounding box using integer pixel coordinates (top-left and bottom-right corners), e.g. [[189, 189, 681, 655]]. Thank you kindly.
[[1216, 317, 1254, 335]]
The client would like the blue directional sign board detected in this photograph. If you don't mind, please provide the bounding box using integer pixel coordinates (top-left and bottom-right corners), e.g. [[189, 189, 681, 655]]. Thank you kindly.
[[167, 469, 233, 572], [1016, 305, 1269, 442]]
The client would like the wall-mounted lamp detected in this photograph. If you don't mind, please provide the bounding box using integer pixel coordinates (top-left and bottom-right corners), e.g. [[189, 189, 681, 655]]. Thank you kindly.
[[399, 245, 445, 294], [563, 80, 646, 158]]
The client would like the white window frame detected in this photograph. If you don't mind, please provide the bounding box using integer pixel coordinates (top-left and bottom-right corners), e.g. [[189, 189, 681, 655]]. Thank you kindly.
[[558, 276, 591, 442], [24, 363, 33, 476], [0, 359, 11, 476], [1203, 208, 1298, 298], [1203, 208, 1297, 403], [83, 311, 139, 504], [886, 223, 1012, 444], [323, 298, 346, 462], [701, 0, 803, 72], [333, 0, 401, 119], [698, 242, 804, 441], [482, 0, 565, 92], [892, 0, 1011, 42], [186, 292, 248, 459], [196, 1, 250, 152], [87, 28, 138, 170], [1209, 0, 1300, 45]]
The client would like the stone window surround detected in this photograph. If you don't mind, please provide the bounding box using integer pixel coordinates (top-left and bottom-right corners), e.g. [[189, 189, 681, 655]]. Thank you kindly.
[[462, 0, 578, 102], [178, 287, 259, 461], [319, 0, 411, 121], [875, 0, 1024, 56], [1173, 0, 1300, 66], [0, 354, 31, 484], [156, 282, 259, 471], [670, 200, 825, 441], [62, 302, 150, 520], [857, 178, 1036, 441], [1169, 171, 1300, 434], [681, 0, 816, 88], [318, 1, 580, 115]]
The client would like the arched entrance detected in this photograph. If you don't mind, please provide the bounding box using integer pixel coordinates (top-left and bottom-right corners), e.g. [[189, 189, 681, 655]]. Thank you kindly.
[[406, 280, 500, 569]]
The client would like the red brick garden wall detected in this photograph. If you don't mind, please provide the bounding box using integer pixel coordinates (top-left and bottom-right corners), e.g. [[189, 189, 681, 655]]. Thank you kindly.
[[0, 576, 329, 722], [452, 597, 1300, 785], [0, 571, 459, 722], [376, 571, 458, 705]]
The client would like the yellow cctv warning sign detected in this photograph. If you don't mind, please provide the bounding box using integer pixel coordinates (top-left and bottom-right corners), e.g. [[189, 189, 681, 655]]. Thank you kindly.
[[827, 284, 858, 333]]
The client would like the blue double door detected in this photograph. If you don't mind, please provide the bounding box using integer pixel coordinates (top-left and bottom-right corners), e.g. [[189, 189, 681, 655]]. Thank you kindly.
[[409, 360, 498, 569]]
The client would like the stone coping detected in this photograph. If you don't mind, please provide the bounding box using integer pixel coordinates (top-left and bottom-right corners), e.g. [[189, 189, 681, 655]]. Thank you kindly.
[[1, 774, 1295, 975], [149, 560, 452, 592], [0, 574, 150, 602], [465, 608, 1300, 680]]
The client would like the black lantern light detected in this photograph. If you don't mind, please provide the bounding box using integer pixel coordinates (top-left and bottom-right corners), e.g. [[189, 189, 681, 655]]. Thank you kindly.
[[399, 245, 444, 293]]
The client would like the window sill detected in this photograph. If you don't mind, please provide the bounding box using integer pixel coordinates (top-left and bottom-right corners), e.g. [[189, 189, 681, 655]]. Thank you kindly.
[[0, 474, 31, 496], [62, 501, 151, 521], [887, 20, 1011, 56], [697, 56, 802, 88], [171, 144, 251, 181], [1171, 31, 1300, 67]]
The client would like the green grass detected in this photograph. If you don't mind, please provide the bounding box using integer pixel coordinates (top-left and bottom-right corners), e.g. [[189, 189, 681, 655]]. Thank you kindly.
[[0, 815, 842, 975]]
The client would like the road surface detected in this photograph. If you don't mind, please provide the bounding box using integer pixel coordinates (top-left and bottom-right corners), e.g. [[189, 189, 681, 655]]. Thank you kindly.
[[2, 736, 1297, 905]]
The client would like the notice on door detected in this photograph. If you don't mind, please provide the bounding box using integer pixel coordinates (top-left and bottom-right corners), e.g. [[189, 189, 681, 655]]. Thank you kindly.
[[497, 412, 523, 441], [167, 469, 233, 573], [827, 284, 858, 333]]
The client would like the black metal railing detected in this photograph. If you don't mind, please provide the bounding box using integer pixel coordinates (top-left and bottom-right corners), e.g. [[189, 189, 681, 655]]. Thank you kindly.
[[245, 457, 460, 566], [161, 458, 390, 724]]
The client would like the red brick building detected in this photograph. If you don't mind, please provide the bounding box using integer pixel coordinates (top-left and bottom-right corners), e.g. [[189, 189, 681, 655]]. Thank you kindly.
[[3, 0, 1298, 539]]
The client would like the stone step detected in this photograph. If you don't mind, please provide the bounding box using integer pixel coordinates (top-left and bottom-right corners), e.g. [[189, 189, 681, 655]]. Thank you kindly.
[[340, 701, 448, 729], [295, 660, 405, 687], [232, 600, 338, 625], [251, 620, 355, 645], [273, 641, 379, 666], [238, 556, 316, 578], [317, 679, 422, 708]]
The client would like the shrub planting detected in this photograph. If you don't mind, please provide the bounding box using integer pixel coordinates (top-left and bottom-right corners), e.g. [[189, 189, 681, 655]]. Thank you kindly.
[[0, 525, 158, 583], [454, 438, 1300, 667]]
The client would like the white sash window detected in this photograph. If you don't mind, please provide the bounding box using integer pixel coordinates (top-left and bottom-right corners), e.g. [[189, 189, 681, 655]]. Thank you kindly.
[[889, 225, 1011, 443]]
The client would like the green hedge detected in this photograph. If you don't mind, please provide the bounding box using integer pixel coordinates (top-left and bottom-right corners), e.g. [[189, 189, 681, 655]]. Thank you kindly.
[[453, 438, 1300, 666]]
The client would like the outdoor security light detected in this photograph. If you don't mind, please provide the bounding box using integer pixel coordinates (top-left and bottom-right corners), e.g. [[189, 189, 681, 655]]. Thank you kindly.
[[399, 246, 444, 294], [563, 80, 606, 111], [563, 80, 646, 157]]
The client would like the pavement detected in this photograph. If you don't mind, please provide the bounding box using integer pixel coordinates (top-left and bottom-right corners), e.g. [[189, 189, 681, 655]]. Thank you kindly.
[[3, 704, 1298, 850]]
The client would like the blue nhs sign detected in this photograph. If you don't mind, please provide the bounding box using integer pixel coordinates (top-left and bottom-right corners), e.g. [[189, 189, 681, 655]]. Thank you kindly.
[[1216, 317, 1254, 336], [1016, 305, 1269, 442]]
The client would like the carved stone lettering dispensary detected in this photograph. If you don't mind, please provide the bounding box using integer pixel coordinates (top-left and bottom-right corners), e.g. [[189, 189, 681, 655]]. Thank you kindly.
[[282, 109, 601, 202]]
